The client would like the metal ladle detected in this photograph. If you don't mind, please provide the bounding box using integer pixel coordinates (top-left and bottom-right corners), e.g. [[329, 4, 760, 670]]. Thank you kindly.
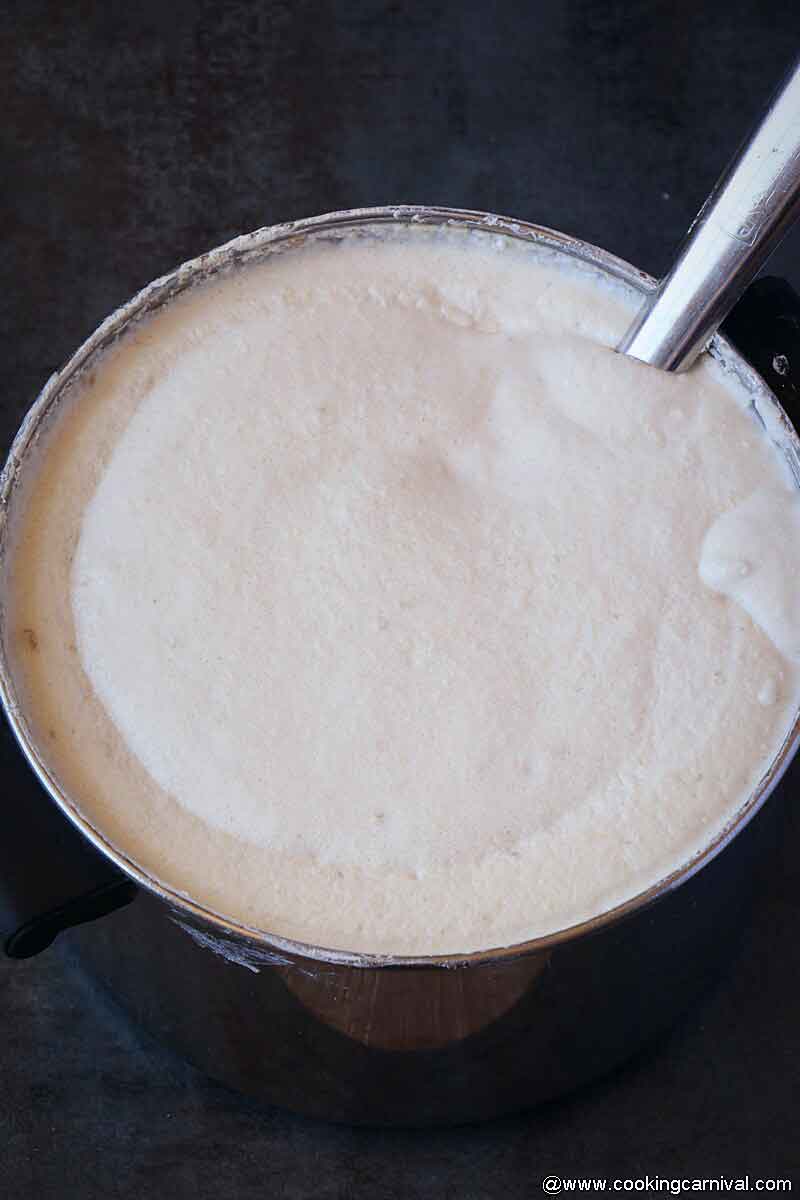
[[619, 57, 800, 372]]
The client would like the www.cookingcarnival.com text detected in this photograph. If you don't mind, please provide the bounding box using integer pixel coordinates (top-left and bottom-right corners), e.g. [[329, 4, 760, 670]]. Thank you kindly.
[[542, 1179, 791, 1195]]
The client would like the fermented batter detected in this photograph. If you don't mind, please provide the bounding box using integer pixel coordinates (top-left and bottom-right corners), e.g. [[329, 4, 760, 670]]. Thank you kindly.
[[5, 228, 800, 954]]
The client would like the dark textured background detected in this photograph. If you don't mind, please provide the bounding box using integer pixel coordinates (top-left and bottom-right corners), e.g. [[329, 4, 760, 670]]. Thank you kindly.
[[2, 2, 800, 1196]]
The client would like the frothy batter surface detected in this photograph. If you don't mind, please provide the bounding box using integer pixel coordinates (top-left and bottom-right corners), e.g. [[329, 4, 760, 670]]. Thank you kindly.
[[6, 228, 800, 954]]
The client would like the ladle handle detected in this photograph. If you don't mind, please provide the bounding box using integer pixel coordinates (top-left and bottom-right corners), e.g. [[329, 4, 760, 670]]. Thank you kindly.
[[620, 57, 800, 372]]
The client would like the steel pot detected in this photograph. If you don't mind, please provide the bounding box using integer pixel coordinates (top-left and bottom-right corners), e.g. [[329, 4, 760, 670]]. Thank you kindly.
[[1, 207, 799, 1126]]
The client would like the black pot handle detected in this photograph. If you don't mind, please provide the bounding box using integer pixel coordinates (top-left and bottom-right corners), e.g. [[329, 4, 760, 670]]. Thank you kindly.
[[2, 275, 799, 959], [1, 718, 136, 958], [721, 275, 800, 425]]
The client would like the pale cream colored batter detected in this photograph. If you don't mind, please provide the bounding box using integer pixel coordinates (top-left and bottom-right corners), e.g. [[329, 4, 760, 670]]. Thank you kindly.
[[4, 228, 800, 954]]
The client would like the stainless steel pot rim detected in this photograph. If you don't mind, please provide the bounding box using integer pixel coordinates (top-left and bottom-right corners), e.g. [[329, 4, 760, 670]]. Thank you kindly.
[[1, 204, 799, 970]]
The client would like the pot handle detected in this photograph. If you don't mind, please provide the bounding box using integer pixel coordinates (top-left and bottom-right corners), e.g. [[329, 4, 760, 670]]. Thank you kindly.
[[1, 721, 136, 958], [722, 275, 800, 423]]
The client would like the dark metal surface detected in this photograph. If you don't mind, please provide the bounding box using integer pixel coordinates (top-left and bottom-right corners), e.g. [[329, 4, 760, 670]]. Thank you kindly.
[[2, 0, 800, 1193]]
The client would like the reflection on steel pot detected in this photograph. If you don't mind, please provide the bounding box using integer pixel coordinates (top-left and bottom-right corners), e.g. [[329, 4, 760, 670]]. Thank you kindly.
[[64, 790, 788, 1125]]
